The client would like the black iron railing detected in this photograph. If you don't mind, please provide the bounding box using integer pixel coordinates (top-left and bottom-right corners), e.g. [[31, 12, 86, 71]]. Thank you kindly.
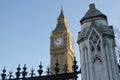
[[1, 57, 81, 80]]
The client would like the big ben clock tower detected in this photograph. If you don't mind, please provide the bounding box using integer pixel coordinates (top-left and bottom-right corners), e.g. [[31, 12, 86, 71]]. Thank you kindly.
[[50, 7, 74, 74]]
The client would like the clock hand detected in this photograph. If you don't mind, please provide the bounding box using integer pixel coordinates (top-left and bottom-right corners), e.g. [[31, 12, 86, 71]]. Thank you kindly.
[[56, 40, 60, 43]]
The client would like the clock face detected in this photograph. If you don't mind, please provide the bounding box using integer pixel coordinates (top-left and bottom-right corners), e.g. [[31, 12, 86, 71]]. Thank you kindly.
[[54, 37, 64, 47]]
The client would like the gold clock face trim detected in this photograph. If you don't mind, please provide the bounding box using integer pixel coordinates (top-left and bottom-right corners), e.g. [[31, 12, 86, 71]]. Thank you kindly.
[[54, 37, 64, 47]]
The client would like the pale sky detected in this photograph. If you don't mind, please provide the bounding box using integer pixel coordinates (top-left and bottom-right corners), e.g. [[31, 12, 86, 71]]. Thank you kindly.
[[0, 0, 120, 79]]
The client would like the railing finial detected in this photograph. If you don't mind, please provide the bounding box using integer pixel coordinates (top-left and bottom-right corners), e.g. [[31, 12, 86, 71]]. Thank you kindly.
[[54, 59, 59, 74], [72, 56, 78, 72], [38, 61, 43, 76], [1, 66, 6, 80], [22, 64, 28, 78], [29, 67, 35, 77]]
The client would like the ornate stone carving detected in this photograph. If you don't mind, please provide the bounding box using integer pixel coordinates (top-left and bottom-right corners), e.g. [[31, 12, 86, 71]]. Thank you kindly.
[[89, 30, 102, 63]]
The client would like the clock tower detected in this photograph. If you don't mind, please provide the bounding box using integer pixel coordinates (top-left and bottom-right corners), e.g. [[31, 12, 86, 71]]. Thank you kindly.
[[50, 7, 74, 74]]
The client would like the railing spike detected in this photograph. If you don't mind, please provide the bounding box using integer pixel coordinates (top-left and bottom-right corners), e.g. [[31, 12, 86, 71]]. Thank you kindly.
[[72, 56, 78, 72], [38, 61, 43, 76], [45, 65, 51, 75], [15, 64, 21, 79], [54, 59, 59, 74], [8, 70, 14, 79], [63, 64, 68, 73], [29, 66, 35, 77], [1, 66, 6, 80], [22, 64, 28, 78]]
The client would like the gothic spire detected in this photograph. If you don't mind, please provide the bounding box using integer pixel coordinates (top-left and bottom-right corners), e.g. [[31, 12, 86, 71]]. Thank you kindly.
[[57, 6, 67, 24], [57, 5, 65, 20], [53, 6, 68, 32]]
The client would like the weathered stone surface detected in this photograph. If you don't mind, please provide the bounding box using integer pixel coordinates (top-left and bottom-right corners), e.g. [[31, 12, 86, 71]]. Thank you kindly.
[[78, 3, 120, 80]]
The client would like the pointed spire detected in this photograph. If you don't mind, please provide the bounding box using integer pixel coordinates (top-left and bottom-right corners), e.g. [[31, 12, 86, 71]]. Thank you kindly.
[[53, 6, 68, 32], [57, 5, 68, 25], [57, 5, 65, 20]]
